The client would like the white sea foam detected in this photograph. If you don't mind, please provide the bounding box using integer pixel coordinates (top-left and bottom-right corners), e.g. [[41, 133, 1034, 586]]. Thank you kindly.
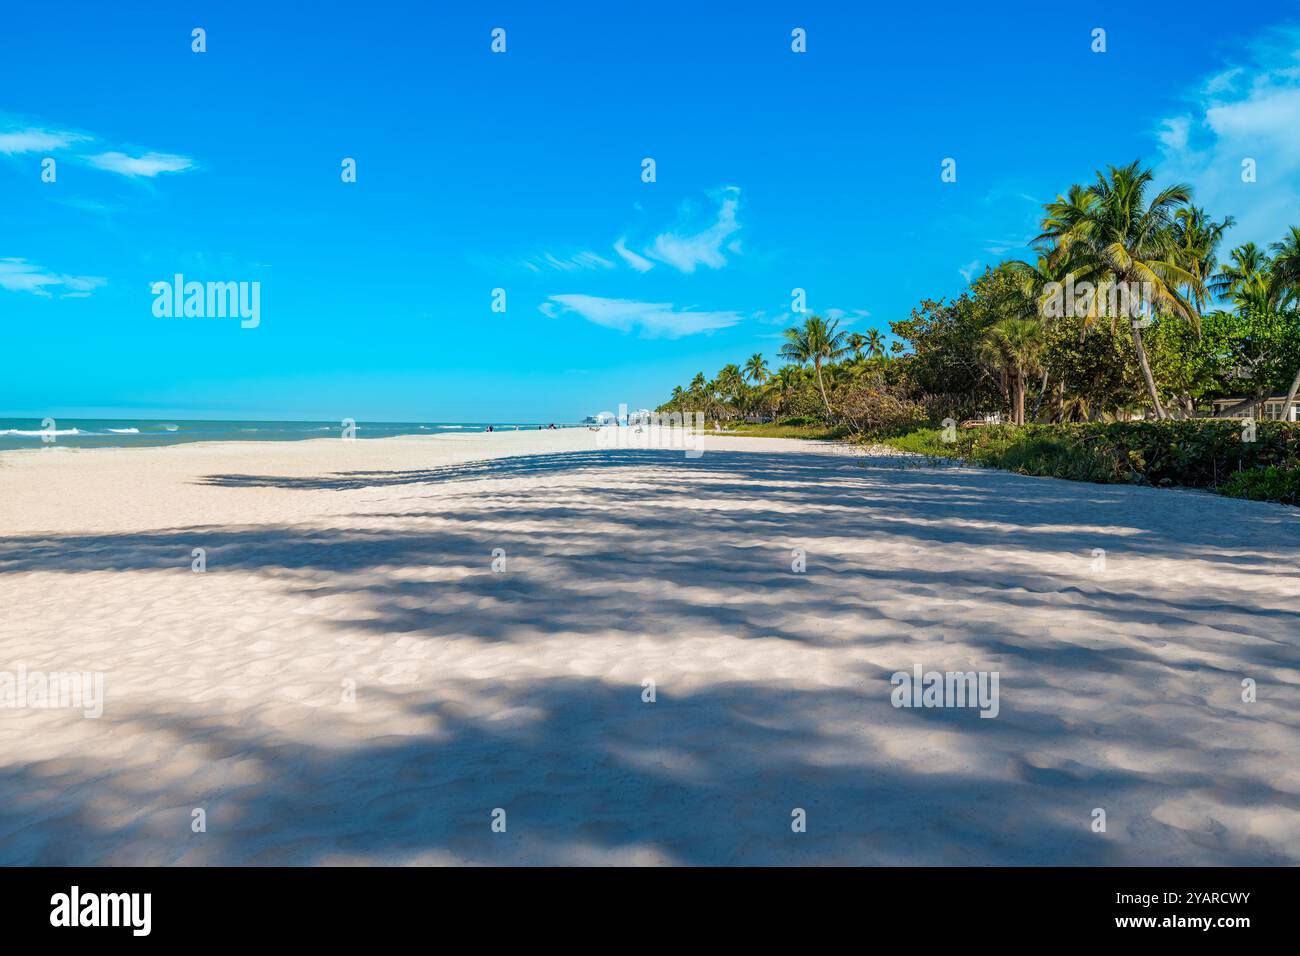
[[0, 428, 83, 437]]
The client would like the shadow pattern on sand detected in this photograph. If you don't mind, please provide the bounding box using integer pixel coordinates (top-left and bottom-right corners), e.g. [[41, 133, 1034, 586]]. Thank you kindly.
[[2, 447, 1298, 864]]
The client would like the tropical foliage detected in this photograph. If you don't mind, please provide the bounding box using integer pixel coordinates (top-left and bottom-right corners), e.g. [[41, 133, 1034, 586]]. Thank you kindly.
[[658, 161, 1300, 435]]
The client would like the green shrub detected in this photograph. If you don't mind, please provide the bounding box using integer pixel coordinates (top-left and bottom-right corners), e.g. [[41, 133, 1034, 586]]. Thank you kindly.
[[879, 420, 1300, 504], [1218, 466, 1300, 505]]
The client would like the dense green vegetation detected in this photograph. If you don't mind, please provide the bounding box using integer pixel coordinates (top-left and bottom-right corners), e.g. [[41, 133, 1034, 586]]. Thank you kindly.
[[878, 420, 1298, 490], [1219, 466, 1300, 506], [657, 161, 1300, 504]]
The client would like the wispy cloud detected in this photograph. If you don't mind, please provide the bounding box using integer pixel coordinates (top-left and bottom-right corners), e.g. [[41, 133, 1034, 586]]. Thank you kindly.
[[762, 307, 871, 331], [616, 187, 743, 273], [52, 196, 124, 216], [1155, 25, 1300, 246], [983, 235, 1031, 257], [958, 259, 981, 282], [85, 151, 195, 178], [542, 294, 742, 338], [823, 307, 872, 323], [503, 250, 616, 274], [613, 237, 654, 272], [0, 258, 107, 298], [0, 127, 88, 154], [0, 116, 198, 181]]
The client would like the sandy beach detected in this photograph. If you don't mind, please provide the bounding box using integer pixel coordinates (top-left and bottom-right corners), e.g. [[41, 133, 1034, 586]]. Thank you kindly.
[[1, 429, 1298, 865]]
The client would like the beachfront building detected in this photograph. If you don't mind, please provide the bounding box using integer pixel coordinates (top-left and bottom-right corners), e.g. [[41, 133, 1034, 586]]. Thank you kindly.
[[1205, 394, 1300, 422]]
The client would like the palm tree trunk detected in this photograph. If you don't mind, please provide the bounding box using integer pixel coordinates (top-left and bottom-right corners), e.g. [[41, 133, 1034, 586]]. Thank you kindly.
[[1129, 324, 1166, 419], [1031, 368, 1049, 422], [1015, 373, 1026, 426], [1279, 366, 1300, 423], [813, 359, 834, 421]]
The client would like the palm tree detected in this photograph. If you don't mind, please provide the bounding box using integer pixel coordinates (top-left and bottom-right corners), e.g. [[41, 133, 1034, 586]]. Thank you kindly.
[[743, 352, 770, 384], [766, 365, 803, 419], [846, 333, 868, 359], [1267, 227, 1300, 420], [714, 364, 745, 419], [779, 315, 849, 420], [1037, 162, 1202, 419], [1173, 206, 1235, 316], [864, 329, 886, 359], [1005, 251, 1075, 421], [1270, 227, 1300, 306], [978, 318, 1045, 425], [1210, 242, 1273, 309]]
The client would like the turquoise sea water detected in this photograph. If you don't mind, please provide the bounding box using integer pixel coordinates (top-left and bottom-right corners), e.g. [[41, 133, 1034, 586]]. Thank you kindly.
[[0, 419, 577, 451]]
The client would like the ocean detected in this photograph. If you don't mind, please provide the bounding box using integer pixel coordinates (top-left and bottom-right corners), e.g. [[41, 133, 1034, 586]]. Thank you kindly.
[[0, 419, 577, 451]]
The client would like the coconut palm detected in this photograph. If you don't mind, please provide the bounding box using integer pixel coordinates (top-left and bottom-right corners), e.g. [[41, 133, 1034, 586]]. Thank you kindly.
[[716, 363, 744, 397], [1173, 206, 1235, 316], [864, 329, 887, 359], [1004, 251, 1076, 420], [1270, 227, 1300, 306], [846, 333, 868, 359], [713, 364, 745, 419], [1210, 242, 1273, 309], [779, 315, 849, 419], [743, 352, 770, 384], [1267, 227, 1300, 420], [978, 318, 1045, 425], [1037, 162, 1202, 419]]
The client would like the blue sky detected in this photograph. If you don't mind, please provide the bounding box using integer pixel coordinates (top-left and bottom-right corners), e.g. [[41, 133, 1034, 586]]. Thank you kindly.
[[3, 1, 1299, 421]]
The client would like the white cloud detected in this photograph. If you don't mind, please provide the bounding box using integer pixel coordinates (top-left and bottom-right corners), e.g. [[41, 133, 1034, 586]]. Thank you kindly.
[[645, 187, 741, 272], [529, 251, 614, 272], [766, 307, 870, 330], [958, 259, 981, 282], [1155, 26, 1300, 247], [0, 128, 88, 154], [1, 117, 197, 185], [0, 258, 107, 298], [614, 187, 743, 273], [613, 237, 654, 272], [85, 151, 195, 178], [983, 235, 1032, 256], [1157, 116, 1191, 153], [543, 294, 742, 338]]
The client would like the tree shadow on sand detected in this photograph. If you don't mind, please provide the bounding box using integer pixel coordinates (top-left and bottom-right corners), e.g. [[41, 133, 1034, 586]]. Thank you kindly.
[[6, 675, 1292, 866], [2, 446, 1298, 864]]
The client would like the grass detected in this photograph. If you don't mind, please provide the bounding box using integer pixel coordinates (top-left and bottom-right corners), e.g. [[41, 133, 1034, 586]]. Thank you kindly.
[[716, 421, 852, 440]]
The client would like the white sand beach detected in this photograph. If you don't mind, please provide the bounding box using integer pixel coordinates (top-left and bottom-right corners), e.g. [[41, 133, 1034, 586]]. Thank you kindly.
[[1, 429, 1298, 865]]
